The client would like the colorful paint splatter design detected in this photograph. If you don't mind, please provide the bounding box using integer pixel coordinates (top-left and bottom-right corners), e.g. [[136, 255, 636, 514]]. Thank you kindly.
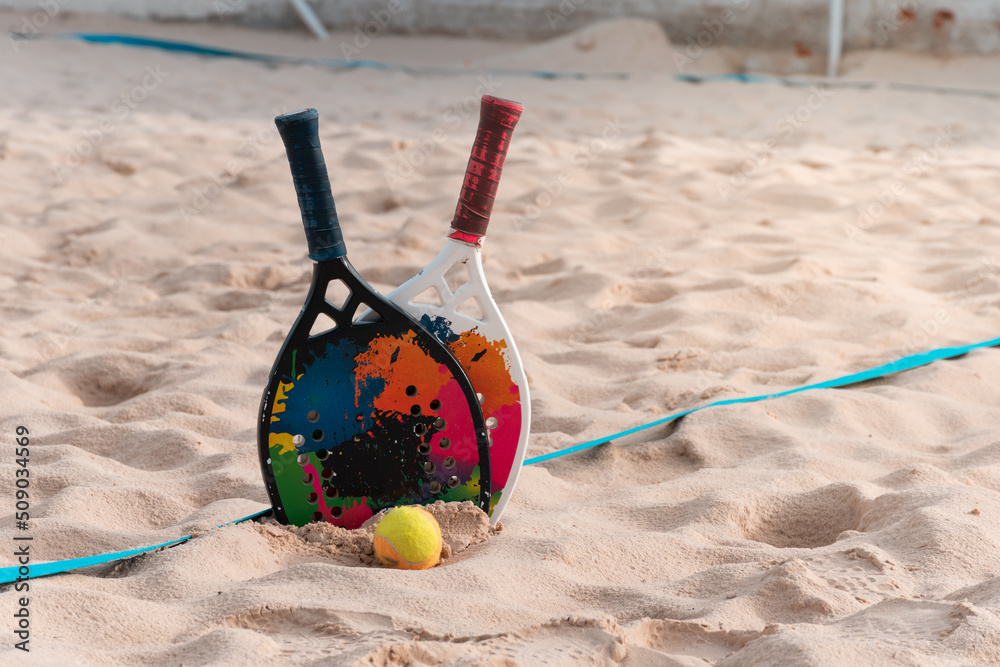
[[264, 328, 486, 529], [420, 315, 522, 515]]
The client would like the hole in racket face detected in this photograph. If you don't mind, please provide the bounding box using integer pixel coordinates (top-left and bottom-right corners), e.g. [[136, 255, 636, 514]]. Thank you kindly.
[[443, 262, 471, 292], [309, 312, 338, 337], [325, 280, 351, 310], [411, 287, 443, 307], [352, 302, 384, 325], [456, 296, 485, 320]]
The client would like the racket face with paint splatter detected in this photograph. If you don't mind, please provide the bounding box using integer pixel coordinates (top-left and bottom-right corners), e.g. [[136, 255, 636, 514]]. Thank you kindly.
[[381, 96, 530, 525], [257, 109, 491, 529]]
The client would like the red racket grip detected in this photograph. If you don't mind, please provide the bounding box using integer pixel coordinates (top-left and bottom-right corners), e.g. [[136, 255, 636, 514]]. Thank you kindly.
[[449, 96, 523, 243]]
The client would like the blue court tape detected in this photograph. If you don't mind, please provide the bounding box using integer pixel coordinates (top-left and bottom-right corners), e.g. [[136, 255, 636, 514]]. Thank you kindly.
[[10, 32, 1000, 97], [524, 335, 1000, 465], [2, 336, 997, 585], [14, 32, 627, 80], [0, 508, 272, 586]]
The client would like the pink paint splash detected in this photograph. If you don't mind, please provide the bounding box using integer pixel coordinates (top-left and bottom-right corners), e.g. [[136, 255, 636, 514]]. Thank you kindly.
[[487, 398, 522, 490]]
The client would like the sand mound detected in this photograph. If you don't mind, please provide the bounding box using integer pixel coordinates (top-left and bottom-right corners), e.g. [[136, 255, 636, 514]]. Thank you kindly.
[[253, 500, 497, 568], [474, 18, 674, 73]]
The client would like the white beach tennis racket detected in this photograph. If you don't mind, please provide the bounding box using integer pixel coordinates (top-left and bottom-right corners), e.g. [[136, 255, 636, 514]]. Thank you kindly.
[[371, 96, 530, 525]]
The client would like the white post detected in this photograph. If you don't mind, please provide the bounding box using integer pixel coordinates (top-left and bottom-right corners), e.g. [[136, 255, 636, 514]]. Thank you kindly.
[[289, 0, 329, 41], [828, 0, 845, 78]]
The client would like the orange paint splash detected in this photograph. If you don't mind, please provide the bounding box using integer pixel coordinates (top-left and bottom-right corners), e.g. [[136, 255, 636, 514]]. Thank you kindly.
[[446, 329, 519, 417], [354, 331, 454, 415]]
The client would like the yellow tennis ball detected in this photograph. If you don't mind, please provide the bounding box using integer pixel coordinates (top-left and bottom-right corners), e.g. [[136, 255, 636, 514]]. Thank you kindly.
[[374, 506, 443, 570]]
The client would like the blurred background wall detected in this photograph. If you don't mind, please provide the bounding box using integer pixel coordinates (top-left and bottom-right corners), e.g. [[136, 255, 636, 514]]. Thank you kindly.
[[2, 0, 998, 53]]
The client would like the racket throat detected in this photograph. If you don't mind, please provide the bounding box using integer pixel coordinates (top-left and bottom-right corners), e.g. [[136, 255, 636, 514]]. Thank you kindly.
[[301, 258, 389, 335]]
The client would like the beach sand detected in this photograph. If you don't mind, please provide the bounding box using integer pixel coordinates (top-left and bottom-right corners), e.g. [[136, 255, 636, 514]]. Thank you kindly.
[[1, 12, 1000, 665]]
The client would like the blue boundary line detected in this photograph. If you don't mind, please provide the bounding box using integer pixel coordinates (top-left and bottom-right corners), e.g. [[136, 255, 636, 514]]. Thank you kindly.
[[525, 336, 1000, 465], [2, 336, 997, 585], [0, 509, 271, 586], [16, 33, 627, 80], [8, 32, 1000, 96]]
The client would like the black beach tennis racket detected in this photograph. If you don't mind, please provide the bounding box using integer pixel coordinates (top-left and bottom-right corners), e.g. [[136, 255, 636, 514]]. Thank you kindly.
[[258, 109, 491, 528]]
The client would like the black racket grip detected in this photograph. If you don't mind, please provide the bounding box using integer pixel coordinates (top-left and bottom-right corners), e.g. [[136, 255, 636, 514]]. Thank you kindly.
[[451, 96, 523, 239], [275, 109, 346, 262]]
